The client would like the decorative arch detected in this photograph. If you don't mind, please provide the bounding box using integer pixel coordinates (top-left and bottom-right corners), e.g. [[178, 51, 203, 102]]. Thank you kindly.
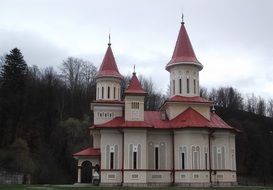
[[81, 161, 92, 183]]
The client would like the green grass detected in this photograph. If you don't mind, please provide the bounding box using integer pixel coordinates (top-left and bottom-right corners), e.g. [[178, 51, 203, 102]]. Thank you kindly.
[[1, 185, 273, 190]]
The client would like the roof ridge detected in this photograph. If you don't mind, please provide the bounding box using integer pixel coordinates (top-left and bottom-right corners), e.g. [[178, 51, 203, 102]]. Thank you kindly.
[[171, 107, 210, 122]]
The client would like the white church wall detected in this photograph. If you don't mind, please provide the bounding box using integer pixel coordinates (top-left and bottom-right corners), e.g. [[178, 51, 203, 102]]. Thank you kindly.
[[100, 130, 123, 170], [93, 105, 123, 125], [123, 171, 147, 184], [125, 96, 145, 121], [90, 129, 101, 148], [169, 65, 200, 97], [175, 171, 210, 184], [147, 171, 172, 184], [123, 129, 147, 184], [174, 129, 209, 171], [147, 130, 172, 170], [165, 103, 211, 120], [96, 78, 121, 101]]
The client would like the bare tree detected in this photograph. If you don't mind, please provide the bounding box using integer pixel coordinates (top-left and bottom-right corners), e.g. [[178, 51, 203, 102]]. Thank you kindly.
[[200, 86, 209, 99], [61, 57, 97, 91], [246, 93, 258, 113], [257, 97, 266, 116], [0, 55, 4, 67], [267, 99, 273, 117]]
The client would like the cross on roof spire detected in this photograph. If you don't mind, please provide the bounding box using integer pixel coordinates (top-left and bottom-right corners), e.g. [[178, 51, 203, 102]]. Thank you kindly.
[[181, 11, 185, 24], [108, 33, 111, 46]]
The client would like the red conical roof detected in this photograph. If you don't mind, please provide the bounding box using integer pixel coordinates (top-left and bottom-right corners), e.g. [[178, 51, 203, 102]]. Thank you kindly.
[[166, 22, 203, 71], [96, 44, 123, 79], [125, 72, 147, 95]]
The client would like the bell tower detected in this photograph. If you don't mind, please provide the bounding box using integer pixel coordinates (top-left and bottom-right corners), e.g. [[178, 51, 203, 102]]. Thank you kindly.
[[124, 71, 147, 121], [91, 38, 124, 125], [166, 18, 203, 97]]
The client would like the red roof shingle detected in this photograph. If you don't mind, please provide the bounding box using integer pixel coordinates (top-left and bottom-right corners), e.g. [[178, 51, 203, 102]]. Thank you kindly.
[[93, 107, 234, 130], [168, 95, 213, 104], [166, 22, 203, 70], [125, 72, 147, 95], [73, 147, 101, 157], [96, 44, 123, 79]]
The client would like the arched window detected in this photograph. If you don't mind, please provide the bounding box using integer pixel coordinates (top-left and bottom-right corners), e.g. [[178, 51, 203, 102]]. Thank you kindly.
[[131, 102, 139, 109], [179, 146, 187, 170], [106, 145, 118, 170], [192, 146, 200, 169], [179, 78, 182, 94], [107, 86, 110, 99], [102, 87, 104, 99], [129, 144, 141, 169], [213, 146, 225, 169], [187, 78, 190, 94], [114, 87, 116, 99], [204, 146, 208, 170]]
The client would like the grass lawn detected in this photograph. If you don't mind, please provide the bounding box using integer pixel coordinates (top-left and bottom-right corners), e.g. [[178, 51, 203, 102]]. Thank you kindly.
[[1, 185, 273, 190]]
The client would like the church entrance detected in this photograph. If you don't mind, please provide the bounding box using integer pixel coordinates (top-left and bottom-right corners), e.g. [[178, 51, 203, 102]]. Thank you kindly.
[[81, 161, 92, 183]]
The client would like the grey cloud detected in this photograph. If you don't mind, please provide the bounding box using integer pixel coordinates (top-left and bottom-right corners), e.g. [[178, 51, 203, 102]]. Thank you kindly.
[[0, 29, 69, 68]]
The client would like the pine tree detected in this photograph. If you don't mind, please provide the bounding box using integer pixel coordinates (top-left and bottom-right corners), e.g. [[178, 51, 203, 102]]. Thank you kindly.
[[0, 48, 28, 146], [1, 48, 27, 92]]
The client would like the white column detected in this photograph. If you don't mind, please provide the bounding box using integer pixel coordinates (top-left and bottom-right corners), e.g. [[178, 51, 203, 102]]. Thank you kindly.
[[77, 166, 81, 183], [92, 168, 95, 182]]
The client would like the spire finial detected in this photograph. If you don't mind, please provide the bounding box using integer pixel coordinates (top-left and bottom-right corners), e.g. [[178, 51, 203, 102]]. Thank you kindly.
[[108, 33, 111, 46], [133, 64, 136, 75], [181, 10, 185, 24]]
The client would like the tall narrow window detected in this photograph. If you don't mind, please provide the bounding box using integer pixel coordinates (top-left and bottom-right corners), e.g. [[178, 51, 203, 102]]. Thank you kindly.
[[117, 88, 120, 99], [155, 147, 159, 170], [193, 79, 196, 94], [179, 78, 182, 94], [97, 87, 99, 99], [133, 152, 137, 169], [187, 78, 189, 93], [131, 102, 139, 109], [173, 80, 175, 95], [102, 87, 104, 99], [180, 146, 187, 170], [114, 87, 116, 99], [205, 153, 208, 170], [110, 152, 114, 169], [181, 152, 185, 169], [130, 144, 141, 169], [107, 86, 110, 99]]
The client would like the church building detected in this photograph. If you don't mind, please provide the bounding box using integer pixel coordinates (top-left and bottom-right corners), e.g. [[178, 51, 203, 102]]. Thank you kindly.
[[73, 19, 237, 187]]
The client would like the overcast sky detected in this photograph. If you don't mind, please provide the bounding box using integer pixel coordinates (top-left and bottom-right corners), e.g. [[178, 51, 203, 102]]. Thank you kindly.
[[0, 0, 273, 99]]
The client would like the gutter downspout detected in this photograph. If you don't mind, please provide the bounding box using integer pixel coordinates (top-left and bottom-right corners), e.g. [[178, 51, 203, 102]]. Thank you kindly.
[[208, 129, 215, 187], [172, 130, 175, 185]]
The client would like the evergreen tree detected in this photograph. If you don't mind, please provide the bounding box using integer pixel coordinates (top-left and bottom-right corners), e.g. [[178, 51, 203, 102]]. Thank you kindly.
[[0, 48, 28, 146], [1, 48, 27, 92]]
